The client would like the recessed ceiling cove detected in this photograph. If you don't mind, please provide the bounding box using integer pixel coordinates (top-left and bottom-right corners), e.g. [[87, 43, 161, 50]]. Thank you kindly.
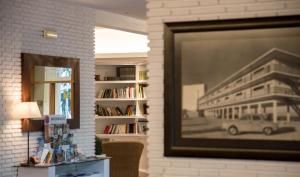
[[62, 0, 146, 20]]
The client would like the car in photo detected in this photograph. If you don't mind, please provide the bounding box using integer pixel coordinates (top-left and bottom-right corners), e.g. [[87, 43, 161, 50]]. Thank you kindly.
[[222, 114, 279, 135]]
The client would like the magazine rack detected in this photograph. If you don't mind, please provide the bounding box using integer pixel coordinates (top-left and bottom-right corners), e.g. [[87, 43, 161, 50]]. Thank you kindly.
[[17, 157, 109, 177]]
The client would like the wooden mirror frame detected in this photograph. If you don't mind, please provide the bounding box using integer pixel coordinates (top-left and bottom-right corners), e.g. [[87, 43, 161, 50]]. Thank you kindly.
[[21, 53, 80, 131]]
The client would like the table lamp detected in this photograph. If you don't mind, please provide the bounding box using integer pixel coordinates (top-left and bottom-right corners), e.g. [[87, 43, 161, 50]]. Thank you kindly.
[[13, 102, 41, 166]]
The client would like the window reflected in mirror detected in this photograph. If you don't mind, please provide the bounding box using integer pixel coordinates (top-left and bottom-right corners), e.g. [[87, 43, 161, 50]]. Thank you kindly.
[[33, 66, 73, 119]]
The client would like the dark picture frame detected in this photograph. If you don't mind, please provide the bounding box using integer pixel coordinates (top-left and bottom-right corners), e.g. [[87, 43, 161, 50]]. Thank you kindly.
[[22, 53, 80, 131], [164, 15, 300, 161]]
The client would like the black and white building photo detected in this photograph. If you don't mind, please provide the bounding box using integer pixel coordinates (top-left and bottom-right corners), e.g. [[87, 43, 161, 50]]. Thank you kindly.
[[180, 27, 300, 141]]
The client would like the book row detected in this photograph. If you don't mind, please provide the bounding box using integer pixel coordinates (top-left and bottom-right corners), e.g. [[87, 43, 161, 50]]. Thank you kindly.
[[95, 105, 135, 116], [103, 123, 146, 134], [97, 87, 136, 98], [138, 85, 147, 98], [139, 70, 148, 80]]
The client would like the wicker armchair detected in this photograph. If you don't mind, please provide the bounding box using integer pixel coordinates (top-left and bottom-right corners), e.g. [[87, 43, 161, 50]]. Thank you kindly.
[[102, 141, 144, 177]]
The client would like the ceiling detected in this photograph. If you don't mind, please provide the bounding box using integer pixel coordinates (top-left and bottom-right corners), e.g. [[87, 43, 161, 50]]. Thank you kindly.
[[62, 0, 147, 20]]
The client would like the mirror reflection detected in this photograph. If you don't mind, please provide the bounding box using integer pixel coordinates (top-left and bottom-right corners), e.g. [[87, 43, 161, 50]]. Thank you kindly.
[[33, 66, 73, 119]]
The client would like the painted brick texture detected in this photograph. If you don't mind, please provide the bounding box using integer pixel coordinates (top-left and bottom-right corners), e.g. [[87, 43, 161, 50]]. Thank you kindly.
[[0, 0, 95, 176], [146, 0, 300, 177]]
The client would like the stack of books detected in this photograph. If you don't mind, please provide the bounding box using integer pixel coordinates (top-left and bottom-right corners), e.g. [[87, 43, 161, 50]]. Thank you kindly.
[[96, 106, 123, 116], [97, 87, 136, 98], [137, 84, 147, 98], [103, 123, 143, 134], [95, 105, 135, 116], [139, 70, 148, 80]]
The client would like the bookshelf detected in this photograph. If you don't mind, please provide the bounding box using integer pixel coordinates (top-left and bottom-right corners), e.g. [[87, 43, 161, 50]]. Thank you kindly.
[[94, 54, 149, 136], [95, 54, 149, 176]]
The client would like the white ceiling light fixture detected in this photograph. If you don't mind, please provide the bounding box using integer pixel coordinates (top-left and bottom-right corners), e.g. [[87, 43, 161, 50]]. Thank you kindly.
[[95, 27, 149, 54]]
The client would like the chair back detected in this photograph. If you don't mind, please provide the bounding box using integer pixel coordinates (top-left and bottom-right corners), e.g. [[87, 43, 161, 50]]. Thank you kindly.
[[102, 141, 144, 177]]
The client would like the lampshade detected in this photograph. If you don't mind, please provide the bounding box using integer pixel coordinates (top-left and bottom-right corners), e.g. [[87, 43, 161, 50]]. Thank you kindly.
[[13, 102, 42, 119]]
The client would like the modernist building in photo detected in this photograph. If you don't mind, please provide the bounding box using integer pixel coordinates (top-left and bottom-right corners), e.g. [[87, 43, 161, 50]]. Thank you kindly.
[[197, 48, 300, 123]]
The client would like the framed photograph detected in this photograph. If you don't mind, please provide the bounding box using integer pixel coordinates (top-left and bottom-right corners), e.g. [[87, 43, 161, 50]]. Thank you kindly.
[[164, 15, 300, 161]]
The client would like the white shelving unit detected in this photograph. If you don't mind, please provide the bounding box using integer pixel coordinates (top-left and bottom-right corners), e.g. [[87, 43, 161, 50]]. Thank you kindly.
[[95, 53, 149, 176], [94, 54, 148, 136]]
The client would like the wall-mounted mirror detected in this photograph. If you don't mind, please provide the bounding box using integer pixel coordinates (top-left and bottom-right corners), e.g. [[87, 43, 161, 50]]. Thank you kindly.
[[34, 66, 72, 118], [22, 53, 80, 131]]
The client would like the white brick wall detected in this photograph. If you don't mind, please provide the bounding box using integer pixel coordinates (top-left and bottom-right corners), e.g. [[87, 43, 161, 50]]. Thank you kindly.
[[146, 0, 300, 177], [0, 0, 95, 176]]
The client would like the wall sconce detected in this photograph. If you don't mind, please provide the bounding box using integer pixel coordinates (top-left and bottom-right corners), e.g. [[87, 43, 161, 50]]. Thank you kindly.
[[43, 29, 58, 39]]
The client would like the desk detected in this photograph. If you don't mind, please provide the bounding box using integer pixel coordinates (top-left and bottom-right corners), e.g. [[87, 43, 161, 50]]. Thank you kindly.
[[17, 157, 110, 177]]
